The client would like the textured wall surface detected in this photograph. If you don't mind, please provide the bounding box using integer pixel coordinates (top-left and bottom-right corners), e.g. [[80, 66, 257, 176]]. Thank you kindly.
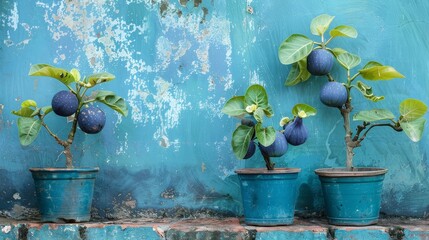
[[0, 0, 428, 220]]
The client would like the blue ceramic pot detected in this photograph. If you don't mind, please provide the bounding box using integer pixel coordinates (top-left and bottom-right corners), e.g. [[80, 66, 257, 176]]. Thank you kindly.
[[30, 168, 99, 222], [235, 168, 300, 226], [315, 168, 387, 226]]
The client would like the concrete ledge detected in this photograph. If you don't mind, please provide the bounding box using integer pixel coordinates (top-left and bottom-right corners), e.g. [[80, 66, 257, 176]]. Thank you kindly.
[[1, 217, 428, 240]]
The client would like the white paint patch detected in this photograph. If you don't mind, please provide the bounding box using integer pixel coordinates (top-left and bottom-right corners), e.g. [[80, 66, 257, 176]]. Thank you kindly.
[[1, 226, 11, 234], [8, 2, 19, 30], [12, 193, 21, 200]]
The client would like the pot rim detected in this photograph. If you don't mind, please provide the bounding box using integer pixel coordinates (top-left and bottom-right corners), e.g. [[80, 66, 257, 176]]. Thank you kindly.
[[30, 167, 99, 173], [314, 167, 387, 177], [235, 168, 301, 175]]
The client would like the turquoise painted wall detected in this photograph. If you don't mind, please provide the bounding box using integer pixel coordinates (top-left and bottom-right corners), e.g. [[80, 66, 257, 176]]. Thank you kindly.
[[0, 0, 428, 219]]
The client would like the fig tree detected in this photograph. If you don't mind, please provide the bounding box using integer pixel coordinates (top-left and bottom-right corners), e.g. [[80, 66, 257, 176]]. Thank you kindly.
[[258, 131, 288, 157], [284, 117, 308, 146], [320, 81, 348, 107], [307, 49, 334, 76], [51, 90, 79, 117], [78, 106, 106, 134]]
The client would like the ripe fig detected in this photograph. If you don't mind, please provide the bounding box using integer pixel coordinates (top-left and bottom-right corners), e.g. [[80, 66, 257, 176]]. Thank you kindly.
[[307, 49, 334, 76], [258, 131, 288, 157], [78, 106, 106, 134], [51, 90, 78, 117], [284, 117, 308, 146], [320, 81, 348, 107], [243, 141, 256, 159]]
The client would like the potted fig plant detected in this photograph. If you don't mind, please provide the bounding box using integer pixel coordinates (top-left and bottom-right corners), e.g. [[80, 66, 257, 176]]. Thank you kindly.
[[278, 14, 427, 225], [222, 84, 316, 226], [12, 64, 128, 222]]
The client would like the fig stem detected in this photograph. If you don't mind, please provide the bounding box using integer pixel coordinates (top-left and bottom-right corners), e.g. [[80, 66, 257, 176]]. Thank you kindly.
[[263, 154, 275, 170]]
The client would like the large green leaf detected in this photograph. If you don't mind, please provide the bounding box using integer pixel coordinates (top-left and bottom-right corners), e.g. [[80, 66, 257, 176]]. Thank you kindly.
[[330, 48, 348, 58], [329, 25, 358, 38], [86, 73, 116, 88], [292, 103, 317, 118], [400, 118, 426, 142], [17, 117, 42, 146], [399, 98, 428, 122], [284, 58, 311, 86], [337, 52, 361, 70], [278, 34, 314, 65], [231, 125, 254, 159], [12, 107, 36, 117], [28, 64, 76, 86], [94, 90, 128, 116], [310, 14, 335, 36], [222, 96, 246, 117], [355, 81, 385, 102], [359, 65, 405, 80], [353, 109, 395, 122], [244, 84, 269, 109], [255, 123, 276, 147]]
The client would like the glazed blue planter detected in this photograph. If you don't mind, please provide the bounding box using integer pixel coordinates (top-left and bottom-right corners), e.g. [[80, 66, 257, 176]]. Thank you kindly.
[[315, 168, 387, 226], [30, 168, 99, 223], [235, 168, 301, 226]]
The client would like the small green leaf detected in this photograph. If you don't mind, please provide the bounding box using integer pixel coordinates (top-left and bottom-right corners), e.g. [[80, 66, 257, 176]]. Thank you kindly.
[[29, 64, 75, 86], [253, 107, 265, 123], [12, 107, 36, 117], [21, 100, 37, 108], [255, 123, 276, 147], [41, 106, 53, 115], [94, 90, 128, 116], [329, 25, 358, 38], [331, 48, 348, 58], [337, 52, 361, 70], [263, 105, 274, 118], [86, 73, 116, 88], [222, 96, 246, 117], [400, 118, 426, 142], [399, 98, 428, 122], [278, 34, 314, 65], [353, 109, 395, 122], [231, 125, 254, 159], [310, 14, 335, 36], [355, 81, 385, 102], [359, 65, 405, 80], [284, 58, 311, 86], [362, 61, 382, 69], [17, 117, 42, 146], [70, 68, 81, 82], [244, 84, 269, 109], [292, 104, 317, 118]]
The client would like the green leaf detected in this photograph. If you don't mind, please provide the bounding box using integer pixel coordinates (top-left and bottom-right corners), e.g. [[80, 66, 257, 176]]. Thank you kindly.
[[353, 109, 395, 122], [231, 125, 254, 159], [263, 105, 274, 118], [41, 106, 53, 115], [359, 65, 405, 80], [310, 14, 335, 36], [355, 81, 385, 102], [399, 98, 428, 122], [362, 61, 382, 69], [244, 84, 269, 109], [278, 34, 314, 65], [222, 96, 246, 117], [86, 73, 116, 88], [255, 123, 276, 147], [337, 52, 361, 70], [17, 117, 42, 146], [21, 100, 37, 108], [329, 25, 358, 38], [292, 104, 317, 118], [285, 58, 311, 86], [28, 64, 76, 86], [253, 107, 265, 123], [70, 68, 81, 82], [400, 118, 426, 142], [12, 107, 36, 117], [94, 90, 128, 116], [330, 48, 348, 58]]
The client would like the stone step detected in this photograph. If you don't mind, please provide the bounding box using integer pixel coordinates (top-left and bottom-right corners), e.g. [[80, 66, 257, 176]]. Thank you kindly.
[[1, 217, 428, 240]]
